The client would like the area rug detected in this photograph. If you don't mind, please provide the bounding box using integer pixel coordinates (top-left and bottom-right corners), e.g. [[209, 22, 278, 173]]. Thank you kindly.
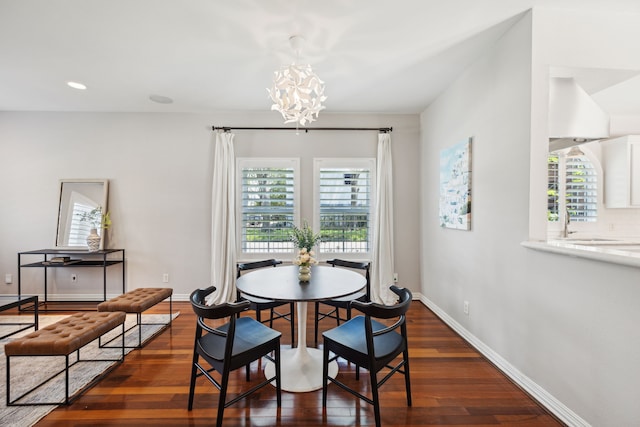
[[0, 312, 179, 427]]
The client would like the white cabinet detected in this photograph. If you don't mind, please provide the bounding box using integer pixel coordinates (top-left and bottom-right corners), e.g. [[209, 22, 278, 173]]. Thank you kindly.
[[602, 135, 640, 208]]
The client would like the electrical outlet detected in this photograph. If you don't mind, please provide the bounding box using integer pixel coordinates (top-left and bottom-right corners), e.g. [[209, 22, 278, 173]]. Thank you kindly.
[[393, 273, 398, 283], [463, 301, 469, 315], [5, 273, 12, 284], [71, 274, 78, 283], [162, 273, 169, 283]]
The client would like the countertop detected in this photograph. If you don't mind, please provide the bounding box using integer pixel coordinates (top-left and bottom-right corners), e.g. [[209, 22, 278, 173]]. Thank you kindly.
[[521, 238, 640, 268]]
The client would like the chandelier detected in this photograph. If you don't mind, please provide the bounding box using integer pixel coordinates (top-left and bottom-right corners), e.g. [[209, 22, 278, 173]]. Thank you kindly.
[[267, 36, 327, 127]]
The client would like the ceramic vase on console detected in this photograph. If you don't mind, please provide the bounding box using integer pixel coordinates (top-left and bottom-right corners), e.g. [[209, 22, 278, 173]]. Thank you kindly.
[[86, 228, 101, 252], [298, 265, 311, 282]]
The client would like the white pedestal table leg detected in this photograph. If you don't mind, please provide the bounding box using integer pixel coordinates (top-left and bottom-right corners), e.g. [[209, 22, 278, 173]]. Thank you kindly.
[[264, 301, 338, 392]]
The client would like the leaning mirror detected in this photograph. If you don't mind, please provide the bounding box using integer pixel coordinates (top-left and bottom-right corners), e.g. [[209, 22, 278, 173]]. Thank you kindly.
[[55, 179, 109, 250]]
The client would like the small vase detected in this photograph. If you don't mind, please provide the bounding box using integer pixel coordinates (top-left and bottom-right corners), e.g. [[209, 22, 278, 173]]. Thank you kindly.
[[86, 228, 101, 252], [298, 265, 311, 282]]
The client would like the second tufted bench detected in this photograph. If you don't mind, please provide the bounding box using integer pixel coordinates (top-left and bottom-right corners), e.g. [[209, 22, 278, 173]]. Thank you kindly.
[[97, 287, 173, 348], [5, 311, 126, 406]]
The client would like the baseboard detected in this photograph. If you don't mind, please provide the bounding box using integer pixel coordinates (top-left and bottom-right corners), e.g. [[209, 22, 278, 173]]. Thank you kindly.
[[415, 293, 590, 427]]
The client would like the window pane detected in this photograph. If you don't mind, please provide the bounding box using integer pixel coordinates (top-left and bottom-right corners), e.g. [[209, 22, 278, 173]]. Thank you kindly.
[[240, 166, 295, 253], [318, 167, 371, 253]]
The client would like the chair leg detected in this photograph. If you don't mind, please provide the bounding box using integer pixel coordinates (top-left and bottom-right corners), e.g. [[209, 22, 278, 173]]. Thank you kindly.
[[314, 302, 320, 345], [188, 352, 199, 410], [349, 303, 359, 376], [269, 308, 275, 328], [403, 350, 412, 406], [275, 344, 282, 407], [216, 370, 230, 427], [370, 370, 381, 427], [245, 363, 251, 381], [322, 344, 329, 408], [289, 302, 295, 348]]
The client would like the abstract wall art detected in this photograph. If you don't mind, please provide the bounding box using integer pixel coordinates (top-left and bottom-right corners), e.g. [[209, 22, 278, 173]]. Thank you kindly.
[[439, 137, 472, 230]]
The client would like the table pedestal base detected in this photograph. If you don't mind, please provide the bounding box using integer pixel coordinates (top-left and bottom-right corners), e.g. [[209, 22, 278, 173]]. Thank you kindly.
[[265, 346, 338, 392]]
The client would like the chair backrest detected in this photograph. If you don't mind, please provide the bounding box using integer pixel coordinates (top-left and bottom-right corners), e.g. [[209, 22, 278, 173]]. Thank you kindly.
[[327, 259, 371, 300], [351, 285, 411, 320], [190, 286, 252, 363], [191, 286, 250, 320], [236, 259, 283, 278]]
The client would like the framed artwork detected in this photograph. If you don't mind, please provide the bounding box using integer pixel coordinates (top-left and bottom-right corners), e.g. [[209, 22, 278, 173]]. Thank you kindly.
[[439, 137, 472, 230]]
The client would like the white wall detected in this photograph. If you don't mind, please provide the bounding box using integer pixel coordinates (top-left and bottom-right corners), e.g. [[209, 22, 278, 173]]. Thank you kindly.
[[0, 111, 420, 301], [421, 10, 640, 427]]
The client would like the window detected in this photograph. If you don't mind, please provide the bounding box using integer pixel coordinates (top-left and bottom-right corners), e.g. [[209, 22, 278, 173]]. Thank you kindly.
[[237, 158, 299, 255], [547, 151, 598, 223], [314, 158, 375, 255]]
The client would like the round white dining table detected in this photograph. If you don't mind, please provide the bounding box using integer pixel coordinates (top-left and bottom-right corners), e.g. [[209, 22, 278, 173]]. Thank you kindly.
[[235, 264, 366, 392]]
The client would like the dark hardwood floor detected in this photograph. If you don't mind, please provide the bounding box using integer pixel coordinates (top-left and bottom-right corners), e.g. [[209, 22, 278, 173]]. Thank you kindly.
[[23, 300, 563, 426]]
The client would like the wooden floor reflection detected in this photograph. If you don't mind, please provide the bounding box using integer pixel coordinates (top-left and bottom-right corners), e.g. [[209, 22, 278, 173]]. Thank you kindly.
[[32, 300, 563, 426]]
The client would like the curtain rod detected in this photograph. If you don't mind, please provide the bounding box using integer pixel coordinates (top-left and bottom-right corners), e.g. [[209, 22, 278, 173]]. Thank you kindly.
[[212, 126, 392, 133]]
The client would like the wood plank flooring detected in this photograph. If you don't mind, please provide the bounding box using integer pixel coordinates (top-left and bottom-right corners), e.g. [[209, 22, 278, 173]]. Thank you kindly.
[[25, 301, 563, 426]]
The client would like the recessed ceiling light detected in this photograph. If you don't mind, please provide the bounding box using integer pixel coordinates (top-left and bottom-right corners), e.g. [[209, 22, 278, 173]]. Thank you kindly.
[[149, 94, 173, 104], [66, 81, 87, 90]]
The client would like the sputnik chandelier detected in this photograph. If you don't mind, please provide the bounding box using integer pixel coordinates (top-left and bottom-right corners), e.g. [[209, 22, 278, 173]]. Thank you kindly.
[[267, 35, 327, 127]]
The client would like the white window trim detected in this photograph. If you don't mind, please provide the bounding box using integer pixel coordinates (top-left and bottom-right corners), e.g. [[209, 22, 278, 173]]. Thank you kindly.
[[236, 157, 300, 261], [313, 157, 376, 261]]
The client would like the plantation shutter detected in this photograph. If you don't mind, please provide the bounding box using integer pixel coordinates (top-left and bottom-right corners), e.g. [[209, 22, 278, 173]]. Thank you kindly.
[[547, 154, 560, 222], [317, 161, 374, 254], [239, 164, 296, 253], [566, 155, 598, 222]]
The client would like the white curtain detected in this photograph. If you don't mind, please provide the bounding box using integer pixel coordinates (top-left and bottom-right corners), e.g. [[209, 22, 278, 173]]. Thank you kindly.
[[206, 131, 237, 305], [371, 132, 396, 305]]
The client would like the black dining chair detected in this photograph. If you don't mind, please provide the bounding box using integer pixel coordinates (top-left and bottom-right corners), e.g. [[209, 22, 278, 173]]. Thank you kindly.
[[322, 285, 412, 427], [314, 259, 371, 345], [236, 259, 296, 347], [188, 286, 282, 427]]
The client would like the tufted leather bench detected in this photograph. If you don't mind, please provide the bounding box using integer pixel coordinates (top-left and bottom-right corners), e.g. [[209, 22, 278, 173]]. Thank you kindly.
[[5, 311, 126, 406], [97, 287, 173, 348]]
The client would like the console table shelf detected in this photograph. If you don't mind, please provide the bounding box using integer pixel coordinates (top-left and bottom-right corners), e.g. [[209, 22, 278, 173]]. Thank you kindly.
[[22, 260, 123, 268], [18, 249, 125, 311]]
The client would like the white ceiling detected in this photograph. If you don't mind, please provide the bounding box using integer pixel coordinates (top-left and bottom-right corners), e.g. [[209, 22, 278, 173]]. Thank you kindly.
[[1, 0, 639, 115]]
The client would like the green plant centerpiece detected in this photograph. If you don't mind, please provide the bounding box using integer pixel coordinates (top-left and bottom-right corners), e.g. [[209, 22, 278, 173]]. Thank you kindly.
[[290, 221, 321, 282], [77, 206, 111, 251]]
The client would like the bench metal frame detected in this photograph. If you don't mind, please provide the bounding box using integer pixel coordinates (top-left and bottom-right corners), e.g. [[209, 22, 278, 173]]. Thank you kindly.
[[99, 294, 173, 349], [6, 322, 125, 406]]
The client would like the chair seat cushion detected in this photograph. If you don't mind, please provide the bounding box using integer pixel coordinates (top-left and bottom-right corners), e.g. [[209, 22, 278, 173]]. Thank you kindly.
[[5, 311, 126, 356], [322, 315, 404, 360], [98, 287, 172, 313], [198, 317, 281, 361]]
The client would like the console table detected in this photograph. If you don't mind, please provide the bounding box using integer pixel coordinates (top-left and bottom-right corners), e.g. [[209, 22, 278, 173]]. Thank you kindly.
[[18, 249, 125, 310]]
